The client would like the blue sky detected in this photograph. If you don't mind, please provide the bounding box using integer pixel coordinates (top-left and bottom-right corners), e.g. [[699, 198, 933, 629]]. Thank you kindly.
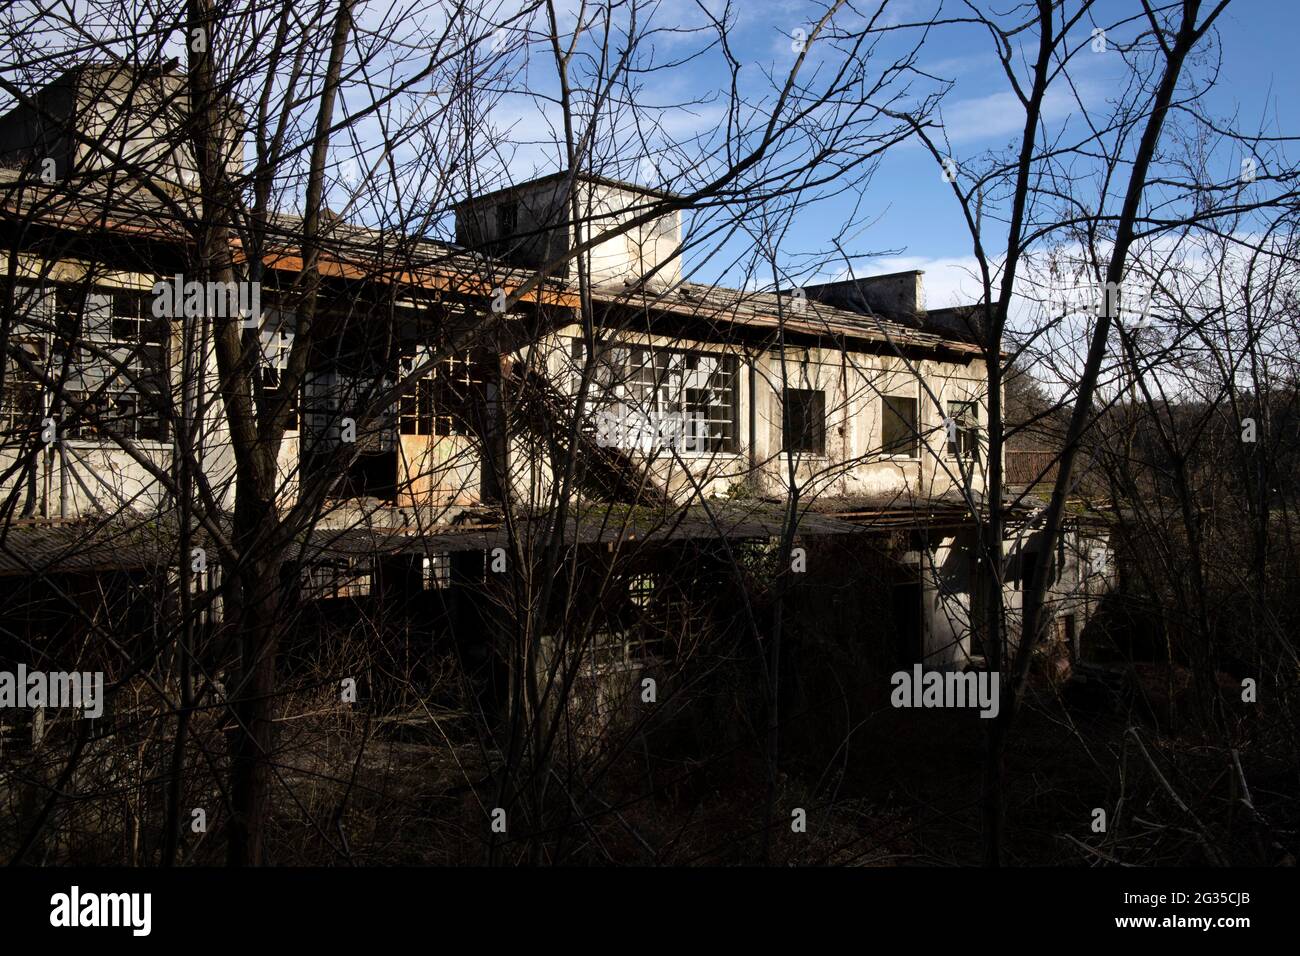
[[686, 0, 1297, 304], [467, 0, 1299, 305], [5, 0, 1290, 308], [849, 0, 1299, 306]]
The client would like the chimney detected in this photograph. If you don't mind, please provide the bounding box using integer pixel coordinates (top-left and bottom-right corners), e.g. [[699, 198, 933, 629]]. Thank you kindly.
[[800, 270, 926, 325]]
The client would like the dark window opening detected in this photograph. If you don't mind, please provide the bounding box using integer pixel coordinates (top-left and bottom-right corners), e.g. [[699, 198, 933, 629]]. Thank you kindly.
[[881, 395, 918, 458], [496, 201, 519, 239], [341, 450, 398, 500], [1062, 613, 1078, 659], [259, 379, 299, 431], [782, 387, 826, 455], [1017, 550, 1054, 591], [302, 358, 398, 497], [891, 581, 922, 665]]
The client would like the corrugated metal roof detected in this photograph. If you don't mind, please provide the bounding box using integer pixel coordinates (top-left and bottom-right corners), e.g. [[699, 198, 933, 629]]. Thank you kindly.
[[0, 518, 178, 575]]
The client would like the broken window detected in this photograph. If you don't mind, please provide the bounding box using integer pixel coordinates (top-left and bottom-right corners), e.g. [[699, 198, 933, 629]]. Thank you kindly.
[[257, 309, 298, 430], [782, 387, 826, 455], [881, 394, 918, 458], [398, 348, 488, 437], [304, 355, 396, 452], [1, 284, 49, 442], [0, 358, 41, 442], [946, 399, 979, 459], [301, 557, 373, 601], [577, 340, 739, 453], [55, 286, 169, 442]]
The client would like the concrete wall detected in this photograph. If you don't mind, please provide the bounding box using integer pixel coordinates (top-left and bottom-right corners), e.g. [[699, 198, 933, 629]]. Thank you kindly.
[[456, 177, 681, 289], [0, 65, 244, 193], [1, 259, 237, 520], [918, 524, 1115, 670], [535, 324, 991, 506], [2, 271, 992, 525]]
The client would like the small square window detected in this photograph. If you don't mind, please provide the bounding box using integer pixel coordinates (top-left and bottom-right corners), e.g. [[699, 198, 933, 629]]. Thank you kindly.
[[422, 553, 451, 590]]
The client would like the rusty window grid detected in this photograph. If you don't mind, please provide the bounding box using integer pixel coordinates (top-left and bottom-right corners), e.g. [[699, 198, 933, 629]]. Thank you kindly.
[[398, 349, 487, 437]]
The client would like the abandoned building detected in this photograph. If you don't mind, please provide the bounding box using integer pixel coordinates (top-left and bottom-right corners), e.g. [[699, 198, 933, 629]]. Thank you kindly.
[[0, 64, 1113, 738]]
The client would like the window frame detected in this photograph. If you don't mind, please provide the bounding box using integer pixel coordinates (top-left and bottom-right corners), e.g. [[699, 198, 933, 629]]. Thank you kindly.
[[945, 399, 979, 460], [880, 394, 919, 459], [301, 556, 373, 601], [781, 387, 827, 456], [398, 348, 487, 438], [56, 285, 171, 443], [577, 339, 740, 455]]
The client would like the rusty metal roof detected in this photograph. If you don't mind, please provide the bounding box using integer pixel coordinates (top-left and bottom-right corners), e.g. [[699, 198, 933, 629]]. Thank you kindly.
[[2, 169, 984, 355]]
